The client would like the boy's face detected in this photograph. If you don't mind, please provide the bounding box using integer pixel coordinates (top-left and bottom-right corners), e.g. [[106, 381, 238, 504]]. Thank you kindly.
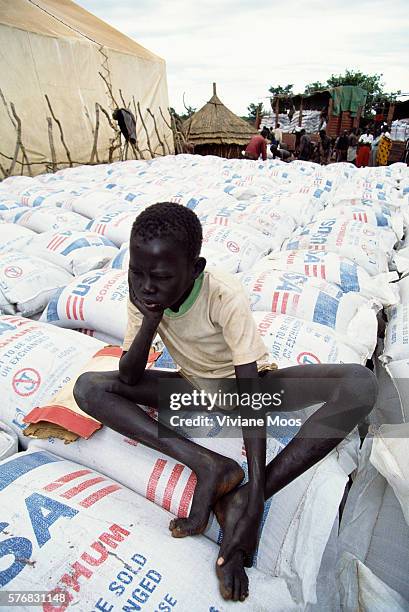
[[128, 236, 203, 313]]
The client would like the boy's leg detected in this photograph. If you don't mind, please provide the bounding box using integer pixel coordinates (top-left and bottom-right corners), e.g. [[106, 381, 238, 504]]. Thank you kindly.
[[73, 369, 244, 537], [215, 363, 377, 601]]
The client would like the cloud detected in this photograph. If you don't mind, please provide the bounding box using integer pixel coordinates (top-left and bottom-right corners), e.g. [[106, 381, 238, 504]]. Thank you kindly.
[[77, 0, 409, 115]]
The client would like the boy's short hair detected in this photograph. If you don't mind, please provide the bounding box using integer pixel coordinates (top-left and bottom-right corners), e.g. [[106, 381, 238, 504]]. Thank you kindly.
[[131, 202, 203, 260]]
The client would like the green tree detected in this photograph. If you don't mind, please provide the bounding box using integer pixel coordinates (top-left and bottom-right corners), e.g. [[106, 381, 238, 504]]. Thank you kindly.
[[303, 80, 326, 95], [247, 102, 264, 121], [268, 84, 294, 96]]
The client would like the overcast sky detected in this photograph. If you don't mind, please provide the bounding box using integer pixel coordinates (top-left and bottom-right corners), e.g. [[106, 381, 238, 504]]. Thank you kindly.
[[76, 0, 409, 116]]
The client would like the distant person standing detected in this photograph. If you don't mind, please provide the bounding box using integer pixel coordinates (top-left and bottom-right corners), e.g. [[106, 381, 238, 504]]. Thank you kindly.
[[335, 130, 349, 162], [369, 128, 382, 167], [244, 127, 269, 160], [298, 129, 312, 161], [376, 127, 392, 166], [356, 130, 373, 168], [274, 123, 283, 145], [347, 128, 359, 164], [318, 129, 332, 165]]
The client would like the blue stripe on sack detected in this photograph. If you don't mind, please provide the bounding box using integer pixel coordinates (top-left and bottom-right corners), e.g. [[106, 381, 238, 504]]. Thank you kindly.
[[33, 196, 45, 207], [13, 208, 29, 223], [61, 238, 89, 256], [340, 261, 359, 292], [111, 248, 128, 269], [313, 292, 338, 329], [46, 286, 65, 321], [375, 212, 388, 227], [0, 452, 60, 492], [85, 220, 93, 230], [186, 198, 199, 210], [125, 193, 136, 202]]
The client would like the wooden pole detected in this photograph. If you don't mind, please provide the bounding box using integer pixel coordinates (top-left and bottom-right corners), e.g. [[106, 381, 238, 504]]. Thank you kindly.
[[275, 96, 279, 128], [299, 96, 303, 127], [213, 82, 217, 96]]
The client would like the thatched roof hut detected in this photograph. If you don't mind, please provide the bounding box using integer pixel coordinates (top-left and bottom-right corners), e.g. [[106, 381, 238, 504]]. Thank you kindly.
[[183, 84, 257, 158]]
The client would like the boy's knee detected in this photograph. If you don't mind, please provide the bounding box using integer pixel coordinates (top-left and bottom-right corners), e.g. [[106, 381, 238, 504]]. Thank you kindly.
[[73, 371, 104, 416], [340, 364, 378, 417]]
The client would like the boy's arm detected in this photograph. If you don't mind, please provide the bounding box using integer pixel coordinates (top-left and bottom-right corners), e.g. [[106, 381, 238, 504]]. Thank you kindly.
[[119, 294, 163, 385], [119, 314, 161, 385], [218, 360, 266, 566]]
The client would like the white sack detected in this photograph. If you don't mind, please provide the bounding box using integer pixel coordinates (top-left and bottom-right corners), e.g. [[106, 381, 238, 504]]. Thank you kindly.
[[370, 423, 409, 526], [22, 230, 118, 275], [0, 252, 72, 316], [0, 315, 102, 444], [241, 269, 379, 352], [0, 450, 297, 611], [251, 249, 399, 306], [40, 269, 128, 340]]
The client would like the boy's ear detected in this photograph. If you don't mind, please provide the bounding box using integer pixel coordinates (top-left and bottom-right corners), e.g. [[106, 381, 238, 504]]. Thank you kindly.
[[194, 256, 206, 277]]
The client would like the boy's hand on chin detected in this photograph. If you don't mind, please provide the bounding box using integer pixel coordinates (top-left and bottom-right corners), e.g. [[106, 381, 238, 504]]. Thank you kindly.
[[217, 502, 264, 569], [129, 288, 164, 324]]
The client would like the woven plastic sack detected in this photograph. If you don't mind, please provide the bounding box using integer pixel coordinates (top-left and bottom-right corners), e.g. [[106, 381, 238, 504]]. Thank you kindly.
[[0, 252, 72, 316], [41, 269, 128, 340]]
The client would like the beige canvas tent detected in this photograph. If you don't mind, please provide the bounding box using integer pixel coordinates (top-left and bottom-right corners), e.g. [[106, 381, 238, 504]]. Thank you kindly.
[[0, 0, 173, 176], [183, 84, 257, 158]]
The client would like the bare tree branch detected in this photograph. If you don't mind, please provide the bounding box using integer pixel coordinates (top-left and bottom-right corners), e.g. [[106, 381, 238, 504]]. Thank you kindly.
[[44, 94, 73, 167], [147, 107, 167, 156], [137, 101, 154, 157], [89, 103, 100, 164], [47, 117, 57, 172], [98, 71, 119, 109], [0, 88, 16, 128]]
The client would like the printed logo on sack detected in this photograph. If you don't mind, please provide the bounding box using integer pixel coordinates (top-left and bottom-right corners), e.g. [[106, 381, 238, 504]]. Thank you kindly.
[[4, 266, 23, 278], [297, 351, 321, 365], [12, 368, 41, 397], [227, 240, 240, 253]]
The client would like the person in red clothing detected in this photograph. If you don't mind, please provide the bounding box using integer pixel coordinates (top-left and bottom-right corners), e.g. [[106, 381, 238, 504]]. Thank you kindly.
[[244, 127, 269, 160]]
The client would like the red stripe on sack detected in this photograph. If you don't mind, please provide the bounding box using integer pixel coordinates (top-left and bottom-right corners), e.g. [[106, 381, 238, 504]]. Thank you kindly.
[[61, 476, 107, 499], [23, 405, 101, 438], [364, 213, 368, 223], [321, 265, 326, 279], [43, 469, 92, 491], [177, 471, 197, 518], [66, 295, 72, 320], [272, 291, 279, 312], [162, 464, 184, 511], [146, 459, 167, 502], [101, 224, 106, 235], [312, 264, 318, 277], [304, 264, 309, 276], [55, 236, 67, 251], [94, 346, 122, 358], [79, 297, 85, 321], [47, 235, 59, 250], [51, 236, 64, 252], [80, 484, 121, 508], [281, 292, 289, 314], [353, 213, 357, 221], [72, 296, 78, 321]]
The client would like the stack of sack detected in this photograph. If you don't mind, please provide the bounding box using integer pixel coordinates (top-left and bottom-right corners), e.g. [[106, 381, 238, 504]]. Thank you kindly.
[[1, 155, 408, 609]]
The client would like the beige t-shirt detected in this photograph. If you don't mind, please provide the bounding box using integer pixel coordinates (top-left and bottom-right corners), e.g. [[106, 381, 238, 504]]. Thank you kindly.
[[123, 268, 269, 380]]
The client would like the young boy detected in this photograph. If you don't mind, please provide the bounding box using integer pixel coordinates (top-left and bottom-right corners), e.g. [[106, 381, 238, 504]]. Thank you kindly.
[[74, 202, 377, 603]]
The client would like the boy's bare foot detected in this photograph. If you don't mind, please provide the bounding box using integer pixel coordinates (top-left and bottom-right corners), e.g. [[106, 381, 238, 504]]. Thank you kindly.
[[214, 484, 252, 601], [169, 457, 244, 538], [216, 551, 249, 602]]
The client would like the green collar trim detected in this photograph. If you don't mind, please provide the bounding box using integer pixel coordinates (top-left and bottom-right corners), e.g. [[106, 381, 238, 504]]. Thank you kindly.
[[164, 272, 204, 318]]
